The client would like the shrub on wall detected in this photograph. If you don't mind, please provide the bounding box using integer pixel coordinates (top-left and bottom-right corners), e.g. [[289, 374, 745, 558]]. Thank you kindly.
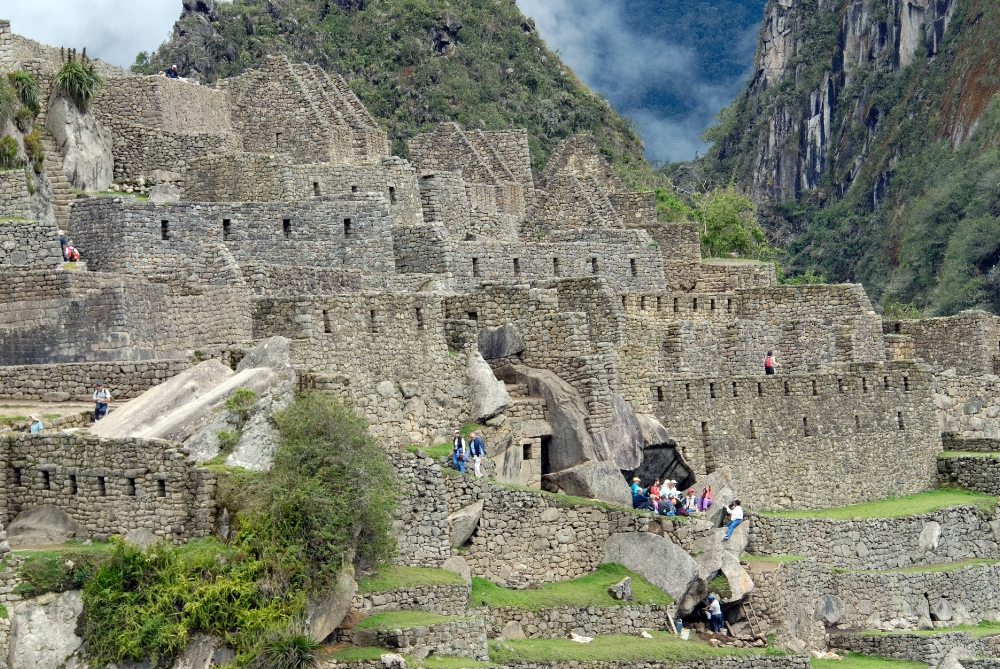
[[0, 78, 17, 129], [23, 129, 43, 173], [13, 106, 33, 133], [81, 392, 397, 667], [53, 55, 104, 110], [7, 70, 41, 115], [0, 136, 21, 170]]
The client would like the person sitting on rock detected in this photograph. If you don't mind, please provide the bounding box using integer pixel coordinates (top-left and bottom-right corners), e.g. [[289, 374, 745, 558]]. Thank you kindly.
[[648, 479, 662, 512], [684, 488, 699, 513], [698, 485, 713, 512], [722, 500, 743, 540], [166, 64, 180, 79], [630, 477, 644, 496], [664, 479, 680, 499], [93, 380, 112, 422], [451, 430, 466, 473], [670, 493, 690, 517]]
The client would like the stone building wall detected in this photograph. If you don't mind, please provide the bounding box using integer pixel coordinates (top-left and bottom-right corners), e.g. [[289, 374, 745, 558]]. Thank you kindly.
[[254, 294, 470, 445], [0, 20, 11, 64], [326, 657, 811, 669], [0, 170, 29, 220], [653, 364, 940, 509], [641, 222, 702, 291], [1, 433, 215, 541], [938, 456, 1000, 495], [93, 77, 232, 133], [934, 373, 1000, 448], [443, 474, 649, 587], [242, 264, 364, 297], [0, 218, 61, 267], [481, 604, 671, 639], [746, 558, 827, 651], [0, 269, 252, 365], [747, 506, 999, 569], [884, 311, 1000, 374], [69, 196, 396, 279], [342, 618, 489, 661], [0, 360, 189, 402]]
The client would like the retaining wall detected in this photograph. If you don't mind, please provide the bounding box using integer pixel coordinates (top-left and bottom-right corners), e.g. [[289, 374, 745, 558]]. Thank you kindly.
[[835, 632, 1000, 665], [481, 604, 671, 639], [0, 360, 190, 402], [938, 456, 1000, 496], [352, 583, 470, 616]]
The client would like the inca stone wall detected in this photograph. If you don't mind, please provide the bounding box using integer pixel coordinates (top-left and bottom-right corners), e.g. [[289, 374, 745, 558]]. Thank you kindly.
[[94, 77, 232, 134], [938, 455, 1000, 495], [0, 360, 190, 402], [352, 583, 471, 616], [747, 506, 1000, 569], [69, 196, 397, 280], [391, 450, 452, 567], [0, 171, 29, 219], [324, 657, 812, 669], [0, 218, 61, 267], [481, 604, 671, 639], [655, 364, 939, 509], [443, 474, 649, 587], [884, 311, 1000, 374], [934, 372, 1000, 448], [1, 433, 216, 541], [747, 558, 827, 651], [836, 631, 1000, 665], [342, 618, 489, 661], [0, 269, 252, 365]]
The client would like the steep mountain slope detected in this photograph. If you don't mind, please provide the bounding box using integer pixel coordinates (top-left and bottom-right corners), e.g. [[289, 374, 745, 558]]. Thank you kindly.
[[136, 0, 644, 173], [705, 0, 1000, 314]]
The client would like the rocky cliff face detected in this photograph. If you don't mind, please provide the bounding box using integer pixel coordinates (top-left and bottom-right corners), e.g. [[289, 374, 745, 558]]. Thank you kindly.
[[707, 0, 1000, 314]]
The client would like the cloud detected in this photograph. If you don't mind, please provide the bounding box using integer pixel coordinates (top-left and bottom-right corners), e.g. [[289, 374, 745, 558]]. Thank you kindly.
[[517, 0, 754, 162], [4, 0, 180, 68]]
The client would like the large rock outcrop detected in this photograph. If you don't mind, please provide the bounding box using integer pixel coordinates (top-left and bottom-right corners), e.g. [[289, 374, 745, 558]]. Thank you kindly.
[[7, 505, 84, 547], [8, 591, 83, 669], [46, 94, 113, 192], [602, 532, 699, 601]]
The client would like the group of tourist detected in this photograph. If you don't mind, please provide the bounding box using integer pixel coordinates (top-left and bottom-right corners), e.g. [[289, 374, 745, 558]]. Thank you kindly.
[[629, 477, 711, 517], [58, 231, 79, 262]]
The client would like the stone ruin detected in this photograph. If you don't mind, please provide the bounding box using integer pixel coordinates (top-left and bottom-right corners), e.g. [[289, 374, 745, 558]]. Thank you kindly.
[[2, 17, 1000, 669]]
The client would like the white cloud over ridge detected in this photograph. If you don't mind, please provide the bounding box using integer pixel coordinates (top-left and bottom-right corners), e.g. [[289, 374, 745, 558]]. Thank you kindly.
[[4, 0, 179, 69], [517, 0, 756, 162]]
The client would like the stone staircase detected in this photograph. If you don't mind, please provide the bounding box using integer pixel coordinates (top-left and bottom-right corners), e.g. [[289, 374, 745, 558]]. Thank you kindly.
[[38, 130, 73, 227]]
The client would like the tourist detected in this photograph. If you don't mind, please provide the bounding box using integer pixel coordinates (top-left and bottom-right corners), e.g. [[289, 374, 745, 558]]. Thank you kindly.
[[166, 64, 180, 79], [65, 241, 79, 262], [664, 479, 679, 499], [631, 486, 654, 512], [93, 380, 112, 421], [29, 414, 42, 434], [59, 230, 67, 257], [670, 493, 689, 517], [684, 488, 698, 513], [630, 477, 645, 496], [468, 431, 485, 478], [722, 500, 744, 540], [764, 350, 776, 375], [451, 430, 466, 473], [698, 485, 713, 512], [648, 479, 662, 513], [706, 594, 724, 633]]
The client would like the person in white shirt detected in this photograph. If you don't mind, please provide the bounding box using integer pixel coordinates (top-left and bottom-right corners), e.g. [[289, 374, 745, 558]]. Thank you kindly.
[[706, 594, 724, 632], [722, 500, 744, 540], [93, 381, 112, 422]]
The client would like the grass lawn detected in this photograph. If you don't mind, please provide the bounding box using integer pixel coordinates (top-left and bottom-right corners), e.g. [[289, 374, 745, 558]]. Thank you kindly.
[[862, 621, 1000, 638], [408, 424, 483, 459], [833, 559, 998, 575], [489, 632, 775, 662], [741, 554, 807, 564], [325, 646, 490, 669], [813, 652, 925, 669], [471, 563, 672, 610], [939, 451, 1000, 458], [355, 611, 462, 630], [761, 488, 997, 519], [358, 565, 466, 593]]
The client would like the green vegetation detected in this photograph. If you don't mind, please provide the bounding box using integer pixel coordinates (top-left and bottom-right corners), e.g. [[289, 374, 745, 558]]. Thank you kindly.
[[939, 451, 1000, 458], [761, 488, 998, 519], [812, 653, 926, 669], [13, 107, 33, 133], [0, 76, 17, 129], [358, 565, 464, 593], [226, 387, 257, 424], [53, 53, 104, 110], [13, 543, 111, 597], [707, 573, 732, 599], [81, 392, 397, 668], [694, 188, 775, 262], [257, 629, 321, 669], [0, 136, 20, 170], [23, 128, 43, 173], [0, 414, 27, 425], [7, 71, 41, 114], [355, 611, 462, 630], [489, 632, 776, 663], [138, 0, 645, 177], [470, 563, 672, 609], [412, 423, 482, 459]]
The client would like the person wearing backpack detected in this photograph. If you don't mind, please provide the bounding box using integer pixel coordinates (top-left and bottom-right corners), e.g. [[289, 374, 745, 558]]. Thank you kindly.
[[93, 380, 112, 421], [468, 431, 486, 478]]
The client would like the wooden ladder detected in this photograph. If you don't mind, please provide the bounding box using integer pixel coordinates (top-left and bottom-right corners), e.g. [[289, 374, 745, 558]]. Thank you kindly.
[[742, 599, 763, 638]]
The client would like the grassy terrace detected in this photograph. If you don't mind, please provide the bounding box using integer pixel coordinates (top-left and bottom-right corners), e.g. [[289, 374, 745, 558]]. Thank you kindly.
[[354, 611, 464, 630], [325, 646, 490, 669], [812, 653, 925, 669], [760, 488, 997, 519], [470, 563, 673, 609], [861, 621, 1000, 638], [489, 633, 779, 663], [358, 565, 465, 593], [939, 451, 1000, 458], [741, 554, 808, 564]]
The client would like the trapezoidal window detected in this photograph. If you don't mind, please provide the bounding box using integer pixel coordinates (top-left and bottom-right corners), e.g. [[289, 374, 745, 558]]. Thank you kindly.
[[323, 309, 332, 334], [904, 376, 910, 391], [657, 297, 662, 311], [630, 259, 637, 277], [415, 307, 424, 329], [709, 382, 716, 399], [684, 383, 691, 399], [641, 296, 648, 310], [812, 380, 818, 396], [13, 468, 21, 486], [522, 443, 533, 460], [553, 258, 561, 276], [897, 412, 905, 430], [749, 420, 757, 439], [282, 219, 292, 239], [160, 220, 169, 241], [42, 470, 50, 490], [802, 417, 810, 437], [343, 218, 352, 237], [126, 478, 136, 496], [157, 479, 166, 498], [370, 310, 377, 333], [467, 311, 478, 321], [313, 181, 321, 196], [673, 297, 679, 313], [513, 258, 521, 276], [711, 298, 716, 310], [757, 382, 763, 397], [98, 476, 106, 496], [472, 258, 481, 277], [389, 186, 397, 203], [351, 184, 358, 193], [693, 297, 698, 311], [657, 386, 665, 402], [70, 474, 78, 495], [222, 219, 232, 241], [732, 381, 739, 397], [592, 257, 599, 274]]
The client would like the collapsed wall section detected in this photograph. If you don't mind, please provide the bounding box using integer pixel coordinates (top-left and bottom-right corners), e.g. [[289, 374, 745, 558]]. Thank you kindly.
[[1, 433, 215, 542], [654, 364, 940, 509]]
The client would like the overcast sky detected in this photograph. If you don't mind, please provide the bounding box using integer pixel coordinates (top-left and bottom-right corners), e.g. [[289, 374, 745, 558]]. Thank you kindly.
[[4, 0, 752, 162]]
